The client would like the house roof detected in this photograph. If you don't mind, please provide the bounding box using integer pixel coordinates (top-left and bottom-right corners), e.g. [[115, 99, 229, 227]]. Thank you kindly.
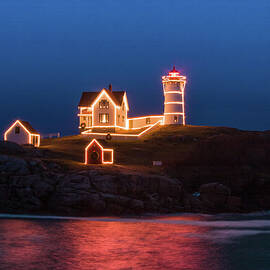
[[79, 92, 99, 107], [78, 89, 126, 107], [20, 121, 39, 134], [113, 91, 126, 105]]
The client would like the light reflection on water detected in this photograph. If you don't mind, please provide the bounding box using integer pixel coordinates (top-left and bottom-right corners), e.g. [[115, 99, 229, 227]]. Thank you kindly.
[[0, 214, 269, 270]]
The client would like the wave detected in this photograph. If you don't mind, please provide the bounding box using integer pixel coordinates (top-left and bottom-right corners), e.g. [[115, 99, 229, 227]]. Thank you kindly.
[[185, 229, 270, 243], [1, 213, 270, 229]]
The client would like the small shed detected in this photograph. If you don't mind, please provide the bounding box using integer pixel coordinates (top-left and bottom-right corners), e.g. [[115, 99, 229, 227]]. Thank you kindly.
[[85, 139, 113, 164], [4, 120, 40, 147]]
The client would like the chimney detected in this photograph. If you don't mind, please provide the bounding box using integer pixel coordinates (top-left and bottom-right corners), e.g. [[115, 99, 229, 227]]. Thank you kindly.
[[108, 84, 112, 92]]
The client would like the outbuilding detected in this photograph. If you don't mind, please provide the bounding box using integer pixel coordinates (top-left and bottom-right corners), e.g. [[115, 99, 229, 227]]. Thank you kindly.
[[4, 120, 40, 147], [85, 139, 113, 164]]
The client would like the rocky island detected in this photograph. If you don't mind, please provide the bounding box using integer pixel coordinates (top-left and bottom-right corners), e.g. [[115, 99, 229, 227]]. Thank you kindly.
[[1, 125, 270, 216]]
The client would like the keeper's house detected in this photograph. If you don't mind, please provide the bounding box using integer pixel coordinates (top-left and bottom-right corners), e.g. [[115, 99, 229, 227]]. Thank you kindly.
[[78, 85, 163, 133], [4, 120, 40, 147], [78, 85, 129, 132]]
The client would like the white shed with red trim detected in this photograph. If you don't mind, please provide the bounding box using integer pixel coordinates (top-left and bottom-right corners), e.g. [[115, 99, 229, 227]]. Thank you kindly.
[[4, 120, 40, 147]]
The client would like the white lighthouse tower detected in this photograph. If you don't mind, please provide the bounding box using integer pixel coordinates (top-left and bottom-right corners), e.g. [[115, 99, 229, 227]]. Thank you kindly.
[[162, 66, 187, 125]]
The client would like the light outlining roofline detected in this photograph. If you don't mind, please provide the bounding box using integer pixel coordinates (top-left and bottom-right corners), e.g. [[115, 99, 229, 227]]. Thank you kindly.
[[163, 79, 186, 82], [164, 102, 183, 105], [82, 120, 161, 137], [90, 125, 129, 130], [84, 138, 114, 165], [125, 110, 129, 129], [123, 93, 129, 129], [123, 92, 129, 111], [77, 114, 93, 117], [182, 81, 186, 125], [4, 120, 40, 147], [91, 89, 120, 109], [128, 115, 164, 121], [164, 91, 183, 94], [91, 89, 121, 127], [129, 124, 153, 130], [114, 106, 117, 126], [162, 75, 186, 81], [79, 115, 164, 130], [79, 125, 129, 130], [81, 123, 160, 131], [78, 106, 92, 110], [138, 120, 161, 136]]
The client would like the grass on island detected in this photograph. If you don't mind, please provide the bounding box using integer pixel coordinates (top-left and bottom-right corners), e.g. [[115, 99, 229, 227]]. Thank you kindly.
[[40, 125, 248, 171], [39, 125, 270, 194]]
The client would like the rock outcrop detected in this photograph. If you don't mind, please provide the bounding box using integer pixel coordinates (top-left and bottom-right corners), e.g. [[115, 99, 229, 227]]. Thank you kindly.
[[199, 183, 231, 211], [0, 153, 186, 216], [0, 141, 25, 155], [1, 136, 270, 216]]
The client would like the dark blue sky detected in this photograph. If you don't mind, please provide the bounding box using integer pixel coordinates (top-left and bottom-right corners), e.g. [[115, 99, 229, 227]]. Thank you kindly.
[[0, 0, 269, 135]]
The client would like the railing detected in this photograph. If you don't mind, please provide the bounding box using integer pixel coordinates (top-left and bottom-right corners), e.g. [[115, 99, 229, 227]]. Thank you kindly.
[[42, 132, 61, 139]]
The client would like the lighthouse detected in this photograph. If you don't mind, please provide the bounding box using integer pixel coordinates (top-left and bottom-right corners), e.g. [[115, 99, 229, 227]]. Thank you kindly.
[[162, 66, 187, 125]]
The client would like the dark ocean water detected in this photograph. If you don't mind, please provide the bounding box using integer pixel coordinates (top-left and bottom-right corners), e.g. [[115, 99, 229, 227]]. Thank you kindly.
[[0, 213, 270, 270]]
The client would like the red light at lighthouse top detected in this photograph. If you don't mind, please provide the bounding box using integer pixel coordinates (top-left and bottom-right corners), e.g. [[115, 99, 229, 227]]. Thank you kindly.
[[162, 66, 186, 82], [168, 65, 180, 77]]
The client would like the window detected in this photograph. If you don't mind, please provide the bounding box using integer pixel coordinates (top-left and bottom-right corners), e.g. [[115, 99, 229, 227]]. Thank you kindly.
[[99, 99, 109, 109], [122, 116, 125, 122], [118, 115, 120, 123], [32, 136, 37, 145], [99, 113, 109, 123], [15, 126, 20, 134], [174, 116, 178, 123], [146, 118, 150, 125]]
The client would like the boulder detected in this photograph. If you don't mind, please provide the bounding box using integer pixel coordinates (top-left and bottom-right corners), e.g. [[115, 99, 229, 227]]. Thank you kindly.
[[56, 174, 91, 191], [227, 196, 242, 212], [199, 182, 231, 211], [15, 187, 42, 210], [11, 174, 41, 188], [183, 193, 202, 212], [0, 155, 29, 175], [28, 159, 48, 173], [32, 180, 54, 199], [0, 141, 25, 155], [48, 191, 105, 214], [91, 175, 119, 194], [0, 184, 9, 204], [129, 199, 144, 211]]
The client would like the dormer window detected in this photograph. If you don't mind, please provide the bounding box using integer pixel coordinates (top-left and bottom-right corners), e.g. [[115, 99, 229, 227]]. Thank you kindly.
[[99, 99, 109, 109]]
